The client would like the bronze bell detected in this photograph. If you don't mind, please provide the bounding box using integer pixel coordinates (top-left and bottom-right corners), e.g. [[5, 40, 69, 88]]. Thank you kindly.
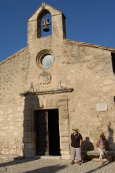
[[42, 19, 50, 32]]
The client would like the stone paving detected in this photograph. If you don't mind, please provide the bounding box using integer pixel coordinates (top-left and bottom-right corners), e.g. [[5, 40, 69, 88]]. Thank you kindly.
[[0, 158, 115, 173]]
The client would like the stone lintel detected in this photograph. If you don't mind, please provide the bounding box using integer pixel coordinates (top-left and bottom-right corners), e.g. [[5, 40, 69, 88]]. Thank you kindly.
[[20, 88, 74, 96]]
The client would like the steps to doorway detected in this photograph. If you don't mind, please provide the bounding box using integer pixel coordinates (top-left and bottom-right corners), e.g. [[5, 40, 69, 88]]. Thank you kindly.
[[35, 155, 61, 160]]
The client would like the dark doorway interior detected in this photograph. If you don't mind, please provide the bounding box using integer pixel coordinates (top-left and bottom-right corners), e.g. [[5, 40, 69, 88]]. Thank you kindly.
[[36, 109, 60, 156], [48, 109, 60, 155]]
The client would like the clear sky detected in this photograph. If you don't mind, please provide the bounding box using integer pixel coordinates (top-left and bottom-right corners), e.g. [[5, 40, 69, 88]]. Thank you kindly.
[[0, 0, 115, 62]]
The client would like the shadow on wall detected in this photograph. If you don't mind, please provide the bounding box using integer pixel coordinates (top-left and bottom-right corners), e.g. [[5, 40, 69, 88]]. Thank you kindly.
[[82, 122, 115, 151], [23, 93, 40, 158], [107, 122, 115, 150], [23, 164, 67, 173], [82, 137, 94, 151]]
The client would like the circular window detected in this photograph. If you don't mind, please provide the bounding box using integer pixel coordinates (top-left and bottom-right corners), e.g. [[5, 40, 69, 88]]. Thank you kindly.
[[36, 50, 54, 69], [41, 54, 54, 68]]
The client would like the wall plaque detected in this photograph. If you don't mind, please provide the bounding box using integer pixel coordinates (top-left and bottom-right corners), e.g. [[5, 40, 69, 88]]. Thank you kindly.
[[96, 103, 107, 112]]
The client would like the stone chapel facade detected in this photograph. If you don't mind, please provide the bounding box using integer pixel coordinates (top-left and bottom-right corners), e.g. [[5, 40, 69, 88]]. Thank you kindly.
[[0, 3, 115, 159]]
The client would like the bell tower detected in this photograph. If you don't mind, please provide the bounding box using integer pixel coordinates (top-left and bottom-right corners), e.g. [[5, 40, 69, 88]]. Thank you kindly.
[[27, 3, 66, 44]]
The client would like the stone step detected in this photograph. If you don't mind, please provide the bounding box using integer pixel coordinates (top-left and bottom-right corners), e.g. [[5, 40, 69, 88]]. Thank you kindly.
[[35, 155, 61, 160]]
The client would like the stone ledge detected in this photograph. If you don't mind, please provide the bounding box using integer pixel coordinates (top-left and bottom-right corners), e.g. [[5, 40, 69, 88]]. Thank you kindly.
[[0, 47, 28, 65], [82, 150, 115, 162], [82, 150, 115, 156], [64, 39, 115, 52], [20, 88, 74, 96]]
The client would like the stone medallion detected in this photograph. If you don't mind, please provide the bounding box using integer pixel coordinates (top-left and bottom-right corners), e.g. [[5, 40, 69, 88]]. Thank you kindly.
[[39, 71, 52, 86]]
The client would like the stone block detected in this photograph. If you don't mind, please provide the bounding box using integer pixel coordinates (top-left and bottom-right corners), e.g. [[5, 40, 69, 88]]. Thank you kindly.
[[24, 126, 32, 132], [46, 99, 53, 107], [24, 121, 32, 127], [24, 149, 35, 158], [60, 130, 69, 137], [0, 111, 4, 116], [24, 143, 35, 149], [7, 108, 13, 113], [23, 132, 32, 143], [60, 137, 69, 142], [60, 142, 69, 150], [17, 107, 24, 112], [61, 154, 70, 159]]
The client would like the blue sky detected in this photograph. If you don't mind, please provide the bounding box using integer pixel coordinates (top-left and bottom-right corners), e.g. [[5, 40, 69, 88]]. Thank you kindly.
[[0, 0, 115, 62]]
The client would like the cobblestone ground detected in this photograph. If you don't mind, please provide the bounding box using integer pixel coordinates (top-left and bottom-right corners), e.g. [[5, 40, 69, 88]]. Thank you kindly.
[[0, 159, 115, 173]]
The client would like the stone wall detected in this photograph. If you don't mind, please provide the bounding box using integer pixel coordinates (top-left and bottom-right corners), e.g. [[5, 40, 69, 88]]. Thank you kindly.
[[0, 48, 30, 156]]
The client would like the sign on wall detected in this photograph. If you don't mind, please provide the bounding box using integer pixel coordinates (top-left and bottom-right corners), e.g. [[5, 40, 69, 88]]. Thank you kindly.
[[96, 103, 107, 112]]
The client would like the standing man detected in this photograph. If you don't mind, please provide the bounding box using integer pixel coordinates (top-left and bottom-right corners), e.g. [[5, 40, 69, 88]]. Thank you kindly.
[[71, 128, 83, 165]]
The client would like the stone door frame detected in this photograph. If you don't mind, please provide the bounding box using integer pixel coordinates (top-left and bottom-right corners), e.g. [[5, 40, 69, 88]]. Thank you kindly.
[[24, 95, 70, 159]]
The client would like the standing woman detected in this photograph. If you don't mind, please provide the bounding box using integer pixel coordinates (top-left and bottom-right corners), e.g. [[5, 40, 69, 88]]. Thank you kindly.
[[71, 128, 83, 165]]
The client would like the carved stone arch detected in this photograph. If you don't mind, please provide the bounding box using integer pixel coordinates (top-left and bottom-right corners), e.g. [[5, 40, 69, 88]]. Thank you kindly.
[[37, 9, 52, 38]]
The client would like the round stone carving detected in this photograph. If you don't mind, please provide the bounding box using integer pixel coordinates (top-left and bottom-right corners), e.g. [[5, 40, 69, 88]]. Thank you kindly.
[[39, 71, 52, 85]]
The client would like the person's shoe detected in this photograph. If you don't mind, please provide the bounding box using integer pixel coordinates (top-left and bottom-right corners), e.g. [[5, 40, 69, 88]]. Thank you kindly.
[[71, 160, 75, 165], [78, 161, 81, 165]]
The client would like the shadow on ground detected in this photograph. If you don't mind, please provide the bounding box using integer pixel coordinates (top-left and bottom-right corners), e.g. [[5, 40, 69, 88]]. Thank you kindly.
[[85, 161, 110, 173], [0, 158, 68, 173], [0, 158, 37, 168], [23, 164, 67, 173]]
